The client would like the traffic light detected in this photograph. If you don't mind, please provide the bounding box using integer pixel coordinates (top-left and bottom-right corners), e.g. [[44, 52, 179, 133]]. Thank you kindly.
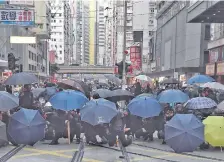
[[115, 61, 131, 79], [8, 53, 20, 72]]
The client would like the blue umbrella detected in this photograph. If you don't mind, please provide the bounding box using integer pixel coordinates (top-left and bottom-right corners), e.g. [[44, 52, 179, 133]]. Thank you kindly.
[[80, 98, 118, 126], [8, 108, 46, 145], [185, 97, 217, 110], [49, 90, 88, 111], [158, 89, 189, 103], [165, 114, 204, 153], [128, 97, 162, 118], [0, 91, 19, 112], [4, 72, 38, 85], [187, 75, 215, 84]]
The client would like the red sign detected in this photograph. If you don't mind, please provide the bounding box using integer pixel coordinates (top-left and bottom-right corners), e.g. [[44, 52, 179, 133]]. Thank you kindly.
[[129, 46, 142, 73], [114, 66, 118, 74], [49, 50, 56, 64]]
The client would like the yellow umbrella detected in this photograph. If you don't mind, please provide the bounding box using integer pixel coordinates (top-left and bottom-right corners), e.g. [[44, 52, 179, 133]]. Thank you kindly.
[[203, 116, 224, 147]]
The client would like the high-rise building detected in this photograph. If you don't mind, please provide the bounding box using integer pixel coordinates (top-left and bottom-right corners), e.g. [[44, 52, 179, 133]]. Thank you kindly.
[[132, 1, 157, 73], [49, 0, 73, 65], [96, 3, 105, 65], [73, 0, 90, 65]]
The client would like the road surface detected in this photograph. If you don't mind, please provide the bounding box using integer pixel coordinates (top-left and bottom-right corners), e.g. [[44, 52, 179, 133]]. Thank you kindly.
[[0, 138, 223, 162]]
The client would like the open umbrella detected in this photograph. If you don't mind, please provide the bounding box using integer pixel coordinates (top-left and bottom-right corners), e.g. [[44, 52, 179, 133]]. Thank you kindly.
[[92, 89, 112, 98], [8, 108, 46, 145], [104, 74, 121, 85], [80, 98, 118, 126], [187, 75, 215, 84], [128, 97, 162, 118], [201, 82, 224, 90], [49, 90, 88, 111], [0, 91, 19, 112], [4, 72, 38, 85], [135, 75, 152, 82], [0, 121, 7, 142], [137, 93, 155, 98], [185, 97, 217, 110], [165, 114, 204, 153], [158, 89, 189, 104], [57, 79, 85, 93], [203, 116, 224, 147], [107, 89, 134, 102], [32, 88, 46, 99]]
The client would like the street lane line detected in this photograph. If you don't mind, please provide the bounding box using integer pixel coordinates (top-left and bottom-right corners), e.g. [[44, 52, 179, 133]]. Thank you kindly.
[[23, 147, 103, 162], [12, 153, 44, 158]]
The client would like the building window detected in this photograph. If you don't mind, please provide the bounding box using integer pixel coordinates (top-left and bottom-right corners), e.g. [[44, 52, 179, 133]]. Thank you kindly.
[[59, 13, 62, 16], [60, 45, 62, 48], [151, 8, 154, 13], [29, 51, 31, 59], [59, 20, 62, 23], [54, 39, 56, 41], [60, 51, 62, 54], [29, 64, 31, 70], [54, 20, 56, 23]]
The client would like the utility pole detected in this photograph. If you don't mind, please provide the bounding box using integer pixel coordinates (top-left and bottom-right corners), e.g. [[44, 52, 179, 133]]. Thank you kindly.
[[122, 0, 127, 85]]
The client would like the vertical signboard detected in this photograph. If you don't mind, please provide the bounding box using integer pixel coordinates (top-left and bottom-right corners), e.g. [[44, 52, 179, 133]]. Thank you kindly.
[[130, 46, 142, 73], [0, 9, 34, 26]]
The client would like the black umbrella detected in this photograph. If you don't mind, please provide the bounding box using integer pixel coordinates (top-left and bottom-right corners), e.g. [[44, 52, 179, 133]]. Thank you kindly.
[[107, 89, 134, 102], [93, 89, 112, 98], [162, 78, 179, 84], [104, 75, 121, 85], [4, 72, 38, 85], [32, 88, 46, 99]]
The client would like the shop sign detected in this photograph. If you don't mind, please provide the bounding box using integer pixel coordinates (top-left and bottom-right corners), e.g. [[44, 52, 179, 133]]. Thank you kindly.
[[217, 62, 224, 75], [206, 64, 215, 76]]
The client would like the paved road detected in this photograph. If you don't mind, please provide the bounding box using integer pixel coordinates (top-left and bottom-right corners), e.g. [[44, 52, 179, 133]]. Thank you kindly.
[[0, 138, 223, 162]]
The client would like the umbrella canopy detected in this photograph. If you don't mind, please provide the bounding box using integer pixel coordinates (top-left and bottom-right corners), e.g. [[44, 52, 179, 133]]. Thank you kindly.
[[39, 87, 58, 101], [137, 93, 155, 98], [201, 82, 224, 90], [92, 89, 112, 98], [158, 89, 189, 103], [49, 90, 88, 111], [135, 75, 152, 82], [165, 114, 204, 153], [104, 74, 122, 85], [215, 101, 224, 114], [8, 108, 46, 145], [80, 98, 118, 126], [0, 121, 7, 142], [4, 72, 38, 85], [185, 97, 217, 110], [107, 89, 134, 102], [32, 88, 46, 99], [128, 97, 162, 118], [161, 78, 179, 84], [187, 75, 215, 84], [0, 91, 19, 112], [203, 116, 224, 147], [57, 79, 85, 93]]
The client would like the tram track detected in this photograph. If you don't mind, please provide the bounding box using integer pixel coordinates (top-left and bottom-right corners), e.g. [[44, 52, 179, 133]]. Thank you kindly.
[[132, 142, 224, 162], [0, 145, 25, 162]]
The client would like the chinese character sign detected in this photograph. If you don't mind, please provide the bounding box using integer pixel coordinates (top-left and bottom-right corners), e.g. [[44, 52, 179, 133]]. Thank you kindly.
[[130, 46, 142, 73], [0, 9, 34, 26]]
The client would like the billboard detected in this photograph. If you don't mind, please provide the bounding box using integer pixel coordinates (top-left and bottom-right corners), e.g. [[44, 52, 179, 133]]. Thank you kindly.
[[9, 0, 34, 6], [130, 46, 142, 73], [10, 36, 36, 44], [0, 9, 35, 26]]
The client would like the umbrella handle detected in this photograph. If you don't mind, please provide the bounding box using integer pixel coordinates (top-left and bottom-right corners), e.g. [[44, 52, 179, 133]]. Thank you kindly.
[[66, 120, 71, 144]]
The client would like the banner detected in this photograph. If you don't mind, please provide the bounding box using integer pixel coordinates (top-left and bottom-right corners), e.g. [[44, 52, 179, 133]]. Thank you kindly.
[[129, 46, 142, 74], [205, 64, 215, 76], [217, 62, 224, 75], [0, 9, 34, 26]]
